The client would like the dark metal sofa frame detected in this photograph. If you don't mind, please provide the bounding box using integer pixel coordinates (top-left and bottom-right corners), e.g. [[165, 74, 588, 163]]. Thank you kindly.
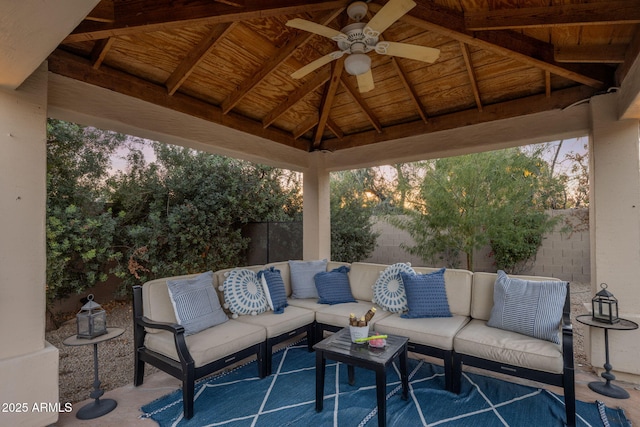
[[451, 282, 576, 427], [132, 285, 266, 420]]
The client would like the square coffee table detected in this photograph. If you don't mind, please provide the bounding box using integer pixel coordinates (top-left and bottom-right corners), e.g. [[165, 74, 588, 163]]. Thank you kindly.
[[313, 328, 409, 427]]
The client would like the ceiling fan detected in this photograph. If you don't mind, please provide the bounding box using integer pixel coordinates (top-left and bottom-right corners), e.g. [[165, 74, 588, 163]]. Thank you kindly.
[[286, 0, 440, 93]]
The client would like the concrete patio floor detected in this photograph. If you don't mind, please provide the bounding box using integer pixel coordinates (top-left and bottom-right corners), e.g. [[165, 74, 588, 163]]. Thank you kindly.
[[53, 354, 639, 426]]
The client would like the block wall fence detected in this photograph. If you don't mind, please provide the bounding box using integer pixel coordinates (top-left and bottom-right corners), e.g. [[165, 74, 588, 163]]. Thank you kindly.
[[364, 209, 590, 283]]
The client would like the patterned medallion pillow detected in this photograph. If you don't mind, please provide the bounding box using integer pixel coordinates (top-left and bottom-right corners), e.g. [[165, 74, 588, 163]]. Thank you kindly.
[[372, 262, 415, 313], [400, 268, 452, 318], [167, 271, 228, 336], [289, 259, 328, 299], [314, 265, 356, 305], [257, 266, 288, 314], [487, 270, 567, 344], [219, 269, 268, 318]]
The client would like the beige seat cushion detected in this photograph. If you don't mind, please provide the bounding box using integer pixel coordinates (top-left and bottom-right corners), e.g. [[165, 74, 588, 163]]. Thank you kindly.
[[374, 314, 470, 351], [234, 306, 315, 338], [314, 301, 392, 329], [453, 319, 563, 374], [286, 297, 325, 312], [144, 319, 266, 368]]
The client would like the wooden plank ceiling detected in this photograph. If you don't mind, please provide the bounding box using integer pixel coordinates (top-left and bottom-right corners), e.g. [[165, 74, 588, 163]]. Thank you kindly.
[[48, 0, 640, 153]]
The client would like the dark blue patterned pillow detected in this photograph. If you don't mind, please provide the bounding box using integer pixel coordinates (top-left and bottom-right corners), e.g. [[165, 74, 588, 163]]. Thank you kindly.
[[257, 267, 288, 314], [314, 266, 356, 305], [487, 270, 567, 344], [400, 268, 452, 318]]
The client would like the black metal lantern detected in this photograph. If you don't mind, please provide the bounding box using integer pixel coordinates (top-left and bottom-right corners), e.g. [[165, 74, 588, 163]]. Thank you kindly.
[[592, 283, 619, 324], [76, 294, 108, 339]]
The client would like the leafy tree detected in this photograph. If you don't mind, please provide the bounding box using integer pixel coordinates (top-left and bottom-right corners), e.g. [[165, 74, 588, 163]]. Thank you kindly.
[[46, 120, 126, 303], [391, 149, 562, 272], [108, 144, 302, 287], [330, 170, 380, 262]]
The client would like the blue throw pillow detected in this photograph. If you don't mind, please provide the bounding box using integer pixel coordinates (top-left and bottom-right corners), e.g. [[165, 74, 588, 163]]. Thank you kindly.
[[400, 268, 452, 318], [487, 270, 567, 344], [314, 265, 356, 305], [219, 269, 268, 318], [167, 271, 228, 335], [289, 259, 327, 299], [257, 266, 288, 314]]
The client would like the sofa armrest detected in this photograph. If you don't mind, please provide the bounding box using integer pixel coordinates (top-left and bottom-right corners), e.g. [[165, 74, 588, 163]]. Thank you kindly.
[[137, 316, 185, 334]]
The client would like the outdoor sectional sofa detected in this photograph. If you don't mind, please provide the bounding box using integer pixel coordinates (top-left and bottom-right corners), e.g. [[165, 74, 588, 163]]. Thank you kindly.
[[133, 260, 575, 426]]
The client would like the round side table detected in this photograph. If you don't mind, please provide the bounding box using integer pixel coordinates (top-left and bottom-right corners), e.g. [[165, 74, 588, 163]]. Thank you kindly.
[[575, 314, 638, 399], [63, 327, 125, 419]]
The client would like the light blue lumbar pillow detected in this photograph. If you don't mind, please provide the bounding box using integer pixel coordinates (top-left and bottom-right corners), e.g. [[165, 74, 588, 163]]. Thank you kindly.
[[220, 269, 268, 318], [372, 262, 415, 313], [289, 259, 328, 299], [167, 271, 228, 336], [257, 266, 288, 314], [314, 265, 356, 305], [487, 270, 567, 344], [400, 268, 452, 318]]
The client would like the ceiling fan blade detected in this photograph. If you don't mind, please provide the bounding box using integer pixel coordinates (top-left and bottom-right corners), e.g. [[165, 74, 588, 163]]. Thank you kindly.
[[364, 0, 416, 38], [375, 41, 440, 63], [356, 69, 375, 93], [286, 18, 347, 42], [291, 51, 345, 79]]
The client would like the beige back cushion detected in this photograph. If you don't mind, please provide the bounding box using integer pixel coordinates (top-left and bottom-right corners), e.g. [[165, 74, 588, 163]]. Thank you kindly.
[[348, 262, 389, 301], [413, 267, 473, 317], [471, 272, 562, 321]]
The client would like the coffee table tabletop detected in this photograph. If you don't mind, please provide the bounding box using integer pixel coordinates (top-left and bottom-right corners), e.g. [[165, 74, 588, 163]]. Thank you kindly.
[[313, 328, 409, 427]]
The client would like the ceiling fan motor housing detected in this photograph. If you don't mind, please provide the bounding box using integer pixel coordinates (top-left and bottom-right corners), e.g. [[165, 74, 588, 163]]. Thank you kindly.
[[338, 22, 378, 54]]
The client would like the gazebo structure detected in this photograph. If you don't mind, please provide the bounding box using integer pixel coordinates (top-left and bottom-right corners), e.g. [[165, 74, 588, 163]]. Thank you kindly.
[[1, 1, 639, 425]]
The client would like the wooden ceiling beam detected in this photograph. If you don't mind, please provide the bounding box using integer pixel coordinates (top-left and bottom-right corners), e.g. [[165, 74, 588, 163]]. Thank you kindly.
[[326, 118, 344, 139], [465, 1, 640, 31], [339, 75, 382, 133], [322, 85, 598, 152], [166, 23, 235, 96], [263, 69, 331, 128], [391, 57, 429, 122], [90, 37, 114, 69], [383, 1, 611, 88], [459, 42, 483, 112], [293, 116, 318, 140], [64, 0, 349, 43], [314, 59, 344, 147], [545, 71, 551, 98], [47, 48, 307, 151], [554, 45, 627, 64], [85, 0, 115, 23], [222, 7, 344, 114]]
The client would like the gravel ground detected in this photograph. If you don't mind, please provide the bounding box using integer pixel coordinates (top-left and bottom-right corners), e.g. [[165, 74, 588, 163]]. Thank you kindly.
[[47, 282, 593, 404]]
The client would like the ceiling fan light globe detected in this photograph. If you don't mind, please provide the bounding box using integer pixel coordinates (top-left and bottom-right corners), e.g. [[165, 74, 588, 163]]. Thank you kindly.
[[345, 53, 371, 76]]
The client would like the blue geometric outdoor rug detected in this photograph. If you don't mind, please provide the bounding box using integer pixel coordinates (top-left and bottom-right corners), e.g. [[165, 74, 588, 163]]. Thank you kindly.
[[141, 340, 630, 427]]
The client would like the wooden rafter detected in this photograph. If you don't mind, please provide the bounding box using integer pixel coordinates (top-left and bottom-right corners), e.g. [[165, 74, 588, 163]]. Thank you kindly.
[[222, 7, 345, 114], [64, 0, 350, 43], [339, 76, 382, 133], [314, 59, 344, 147], [382, 1, 611, 88], [47, 49, 307, 150], [166, 23, 235, 96], [465, 1, 640, 31], [263, 69, 331, 129], [85, 0, 114, 23], [391, 57, 429, 122], [545, 71, 551, 98], [293, 116, 318, 139], [459, 42, 482, 112], [554, 45, 627, 64], [90, 37, 114, 69], [322, 85, 598, 152]]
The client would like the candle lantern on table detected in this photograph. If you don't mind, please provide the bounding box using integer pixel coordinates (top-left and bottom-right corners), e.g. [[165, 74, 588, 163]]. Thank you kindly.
[[76, 294, 107, 339], [591, 283, 619, 324]]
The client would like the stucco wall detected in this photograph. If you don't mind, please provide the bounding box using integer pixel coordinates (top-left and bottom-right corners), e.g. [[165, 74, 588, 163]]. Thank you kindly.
[[364, 209, 590, 283]]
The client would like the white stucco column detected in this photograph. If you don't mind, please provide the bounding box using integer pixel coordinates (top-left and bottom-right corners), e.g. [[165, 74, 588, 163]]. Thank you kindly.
[[302, 152, 331, 260], [0, 63, 59, 426], [588, 92, 640, 382]]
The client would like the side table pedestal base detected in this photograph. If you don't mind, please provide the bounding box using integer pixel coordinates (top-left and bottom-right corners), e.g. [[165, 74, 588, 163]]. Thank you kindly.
[[588, 381, 630, 399], [76, 398, 118, 420]]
